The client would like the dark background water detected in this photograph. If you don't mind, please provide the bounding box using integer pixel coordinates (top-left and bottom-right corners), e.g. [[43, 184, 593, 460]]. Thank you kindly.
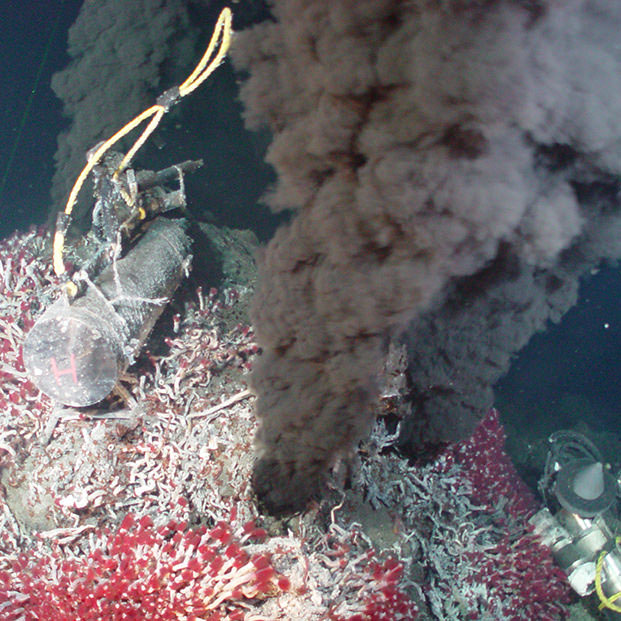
[[496, 264, 620, 452], [1, 1, 618, 458], [0, 0, 83, 237]]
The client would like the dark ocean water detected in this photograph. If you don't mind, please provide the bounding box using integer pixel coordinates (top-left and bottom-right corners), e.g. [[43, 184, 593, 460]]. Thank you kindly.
[[496, 264, 620, 451], [0, 0, 83, 238]]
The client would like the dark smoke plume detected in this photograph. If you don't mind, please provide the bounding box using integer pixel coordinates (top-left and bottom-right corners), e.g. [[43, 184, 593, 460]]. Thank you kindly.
[[232, 0, 621, 514]]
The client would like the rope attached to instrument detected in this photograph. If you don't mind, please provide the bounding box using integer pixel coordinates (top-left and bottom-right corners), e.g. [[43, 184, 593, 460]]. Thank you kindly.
[[53, 7, 233, 285]]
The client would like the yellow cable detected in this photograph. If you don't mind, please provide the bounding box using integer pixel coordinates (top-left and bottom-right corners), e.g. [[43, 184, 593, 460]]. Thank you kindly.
[[179, 6, 232, 97], [52, 229, 66, 278], [595, 536, 621, 612], [114, 108, 165, 180], [53, 7, 233, 279]]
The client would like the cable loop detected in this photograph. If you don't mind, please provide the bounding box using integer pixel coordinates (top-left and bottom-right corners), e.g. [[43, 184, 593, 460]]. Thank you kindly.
[[53, 7, 233, 281]]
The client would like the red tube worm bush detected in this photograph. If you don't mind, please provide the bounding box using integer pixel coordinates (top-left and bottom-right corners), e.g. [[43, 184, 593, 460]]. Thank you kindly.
[[0, 514, 287, 621]]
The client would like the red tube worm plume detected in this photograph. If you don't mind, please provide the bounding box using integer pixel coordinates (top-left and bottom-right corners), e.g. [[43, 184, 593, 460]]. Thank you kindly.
[[0, 514, 287, 620], [331, 556, 419, 621], [444, 410, 572, 618]]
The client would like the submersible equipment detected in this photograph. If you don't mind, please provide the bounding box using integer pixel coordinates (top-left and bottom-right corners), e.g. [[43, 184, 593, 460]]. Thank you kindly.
[[530, 430, 621, 618], [20, 6, 233, 407], [23, 217, 191, 407]]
